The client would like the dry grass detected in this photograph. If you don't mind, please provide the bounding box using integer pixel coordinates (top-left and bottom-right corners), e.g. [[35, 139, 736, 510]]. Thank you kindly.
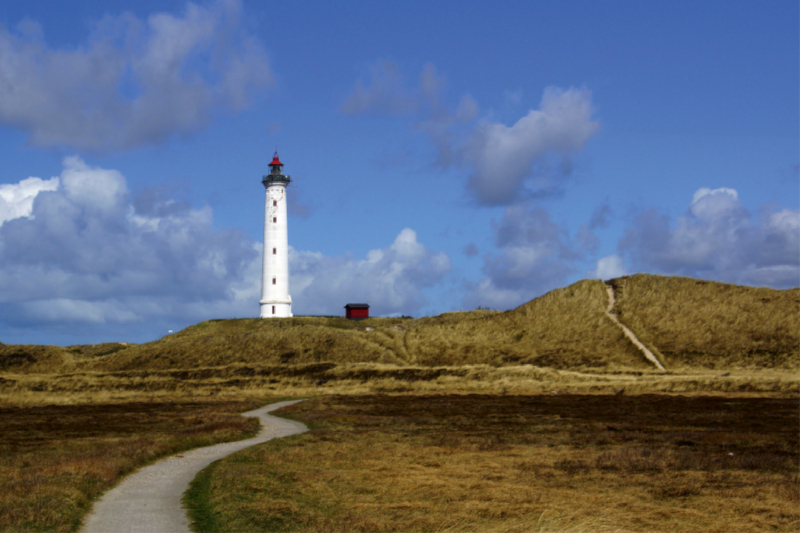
[[610, 275, 800, 370], [1, 276, 797, 376], [0, 361, 796, 411], [400, 280, 646, 369], [0, 399, 262, 533], [194, 394, 799, 533], [0, 275, 800, 374]]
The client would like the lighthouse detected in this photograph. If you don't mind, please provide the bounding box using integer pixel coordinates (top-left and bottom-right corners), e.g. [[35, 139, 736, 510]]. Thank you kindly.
[[260, 151, 293, 318]]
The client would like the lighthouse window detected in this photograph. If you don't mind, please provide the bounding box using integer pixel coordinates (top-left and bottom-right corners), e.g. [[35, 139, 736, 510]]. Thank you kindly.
[[272, 277, 276, 285], [273, 248, 277, 255], [273, 217, 277, 223], [273, 200, 277, 206], [272, 306, 275, 315]]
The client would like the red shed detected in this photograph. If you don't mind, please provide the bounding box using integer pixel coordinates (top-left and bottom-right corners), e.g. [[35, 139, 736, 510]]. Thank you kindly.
[[344, 303, 370, 320]]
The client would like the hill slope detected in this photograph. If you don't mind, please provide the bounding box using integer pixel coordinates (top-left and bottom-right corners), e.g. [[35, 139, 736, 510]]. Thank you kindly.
[[609, 274, 799, 369], [57, 279, 651, 373], [1, 275, 797, 374]]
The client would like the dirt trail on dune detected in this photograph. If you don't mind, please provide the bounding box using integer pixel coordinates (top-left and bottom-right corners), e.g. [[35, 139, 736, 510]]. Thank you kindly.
[[604, 285, 666, 370], [81, 400, 307, 533]]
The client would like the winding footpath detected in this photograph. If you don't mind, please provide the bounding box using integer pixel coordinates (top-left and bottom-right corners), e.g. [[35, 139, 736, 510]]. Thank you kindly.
[[604, 285, 666, 371], [81, 400, 307, 533]]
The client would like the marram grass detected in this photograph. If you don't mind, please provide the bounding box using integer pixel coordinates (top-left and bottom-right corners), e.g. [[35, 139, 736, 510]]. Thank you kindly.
[[609, 274, 799, 370], [2, 275, 796, 376]]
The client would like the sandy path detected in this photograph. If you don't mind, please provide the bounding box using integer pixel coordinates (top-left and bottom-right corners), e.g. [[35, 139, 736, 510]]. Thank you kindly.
[[605, 285, 666, 370], [81, 400, 307, 533]]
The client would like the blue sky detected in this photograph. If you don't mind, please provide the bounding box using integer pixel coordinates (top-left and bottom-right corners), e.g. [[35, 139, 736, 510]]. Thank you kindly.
[[0, 0, 797, 345]]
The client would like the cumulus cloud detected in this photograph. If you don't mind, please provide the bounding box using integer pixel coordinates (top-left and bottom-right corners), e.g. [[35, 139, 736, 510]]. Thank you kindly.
[[620, 187, 799, 288], [0, 0, 272, 151], [0, 160, 452, 340], [463, 87, 600, 205], [0, 157, 259, 338], [462, 205, 597, 310], [342, 63, 600, 205], [589, 254, 628, 280], [0, 176, 59, 224], [290, 228, 451, 316]]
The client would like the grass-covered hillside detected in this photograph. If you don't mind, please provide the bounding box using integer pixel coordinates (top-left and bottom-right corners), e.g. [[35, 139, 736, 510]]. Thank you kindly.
[[1, 275, 797, 376], [610, 275, 799, 370]]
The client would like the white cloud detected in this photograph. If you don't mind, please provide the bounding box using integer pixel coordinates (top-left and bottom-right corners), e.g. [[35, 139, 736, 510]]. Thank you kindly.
[[290, 228, 451, 316], [61, 156, 127, 211], [767, 208, 800, 235], [0, 0, 272, 151], [689, 187, 743, 220], [0, 176, 58, 224], [589, 254, 628, 280], [0, 157, 259, 336], [342, 63, 600, 205], [620, 187, 799, 288], [460, 278, 526, 311], [463, 87, 600, 205]]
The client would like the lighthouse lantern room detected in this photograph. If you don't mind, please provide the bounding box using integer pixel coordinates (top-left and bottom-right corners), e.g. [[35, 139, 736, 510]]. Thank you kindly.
[[260, 151, 293, 318]]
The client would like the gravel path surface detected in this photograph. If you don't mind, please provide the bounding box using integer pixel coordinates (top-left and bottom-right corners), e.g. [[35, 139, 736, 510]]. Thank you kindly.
[[81, 400, 307, 533]]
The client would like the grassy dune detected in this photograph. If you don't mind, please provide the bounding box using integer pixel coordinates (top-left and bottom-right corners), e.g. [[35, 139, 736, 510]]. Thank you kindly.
[[610, 275, 799, 370], [4, 275, 796, 378], [400, 280, 645, 369], [1, 275, 797, 404]]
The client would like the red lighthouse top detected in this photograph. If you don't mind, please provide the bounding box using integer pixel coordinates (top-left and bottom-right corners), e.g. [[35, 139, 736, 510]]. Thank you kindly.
[[262, 150, 290, 185]]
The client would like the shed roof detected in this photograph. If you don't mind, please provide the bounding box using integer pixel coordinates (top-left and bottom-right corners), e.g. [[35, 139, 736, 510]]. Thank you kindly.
[[344, 303, 370, 309]]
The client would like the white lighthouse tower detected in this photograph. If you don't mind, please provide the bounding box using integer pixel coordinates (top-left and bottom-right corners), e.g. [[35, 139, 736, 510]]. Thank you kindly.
[[260, 151, 293, 318]]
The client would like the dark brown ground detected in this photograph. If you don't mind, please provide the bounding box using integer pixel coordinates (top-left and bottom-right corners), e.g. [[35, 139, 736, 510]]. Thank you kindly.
[[201, 393, 800, 532], [0, 400, 260, 533], [0, 401, 256, 445], [304, 394, 799, 461]]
